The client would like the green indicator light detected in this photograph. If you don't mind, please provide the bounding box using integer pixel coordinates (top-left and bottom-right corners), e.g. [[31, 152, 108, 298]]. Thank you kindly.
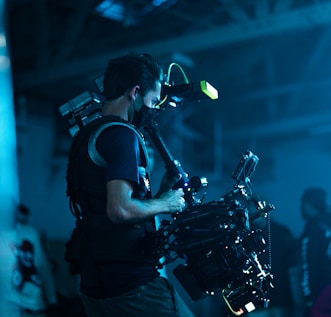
[[200, 80, 218, 100]]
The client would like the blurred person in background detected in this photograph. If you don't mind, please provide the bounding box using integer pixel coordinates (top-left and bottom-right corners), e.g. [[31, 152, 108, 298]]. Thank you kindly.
[[299, 187, 331, 317], [9, 204, 58, 317]]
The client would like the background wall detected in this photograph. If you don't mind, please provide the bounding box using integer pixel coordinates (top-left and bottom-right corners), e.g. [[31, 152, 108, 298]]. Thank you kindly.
[[17, 113, 74, 240]]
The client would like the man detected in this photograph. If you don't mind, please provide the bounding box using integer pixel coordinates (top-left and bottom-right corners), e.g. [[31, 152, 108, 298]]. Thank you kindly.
[[65, 52, 193, 317], [299, 187, 331, 317]]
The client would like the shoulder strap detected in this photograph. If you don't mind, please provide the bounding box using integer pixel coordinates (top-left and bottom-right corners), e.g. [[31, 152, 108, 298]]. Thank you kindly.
[[67, 116, 148, 219], [87, 121, 149, 168], [69, 117, 109, 156]]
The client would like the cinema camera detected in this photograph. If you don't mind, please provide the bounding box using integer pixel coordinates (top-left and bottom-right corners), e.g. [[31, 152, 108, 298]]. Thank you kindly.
[[59, 64, 275, 316], [150, 149, 275, 316]]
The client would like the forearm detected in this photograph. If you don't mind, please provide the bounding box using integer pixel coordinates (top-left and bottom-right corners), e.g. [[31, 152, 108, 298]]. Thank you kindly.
[[106, 180, 185, 224], [108, 196, 172, 223]]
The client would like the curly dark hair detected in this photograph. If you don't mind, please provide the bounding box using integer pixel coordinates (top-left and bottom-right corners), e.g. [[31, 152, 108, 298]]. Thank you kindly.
[[103, 52, 163, 101]]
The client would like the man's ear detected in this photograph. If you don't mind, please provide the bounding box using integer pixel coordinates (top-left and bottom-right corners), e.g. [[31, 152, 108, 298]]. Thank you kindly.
[[129, 85, 140, 100]]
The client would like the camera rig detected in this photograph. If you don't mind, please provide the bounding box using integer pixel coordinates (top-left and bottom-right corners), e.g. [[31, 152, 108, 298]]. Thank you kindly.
[[144, 125, 275, 316]]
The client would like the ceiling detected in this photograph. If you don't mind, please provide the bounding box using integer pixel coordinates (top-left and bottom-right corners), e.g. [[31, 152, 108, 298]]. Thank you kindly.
[[7, 0, 331, 168]]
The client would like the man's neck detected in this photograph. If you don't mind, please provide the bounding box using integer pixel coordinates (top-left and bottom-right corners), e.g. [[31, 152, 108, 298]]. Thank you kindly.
[[102, 97, 130, 121]]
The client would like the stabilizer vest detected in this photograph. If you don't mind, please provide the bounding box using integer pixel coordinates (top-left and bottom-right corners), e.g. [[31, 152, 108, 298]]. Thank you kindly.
[[66, 116, 150, 211], [65, 116, 155, 264]]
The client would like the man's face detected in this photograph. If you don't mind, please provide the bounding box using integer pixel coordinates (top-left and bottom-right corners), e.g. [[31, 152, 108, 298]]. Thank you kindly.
[[140, 81, 162, 109], [130, 81, 161, 128]]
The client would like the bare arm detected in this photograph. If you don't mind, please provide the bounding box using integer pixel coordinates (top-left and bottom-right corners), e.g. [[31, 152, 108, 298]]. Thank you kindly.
[[106, 179, 185, 223]]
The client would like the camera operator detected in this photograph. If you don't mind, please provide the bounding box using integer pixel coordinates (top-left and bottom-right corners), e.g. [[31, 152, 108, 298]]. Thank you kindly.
[[64, 52, 194, 317]]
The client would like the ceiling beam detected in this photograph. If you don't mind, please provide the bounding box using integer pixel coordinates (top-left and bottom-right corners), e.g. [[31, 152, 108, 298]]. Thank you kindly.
[[232, 77, 331, 102], [224, 109, 331, 140], [16, 1, 331, 90], [285, 26, 331, 115]]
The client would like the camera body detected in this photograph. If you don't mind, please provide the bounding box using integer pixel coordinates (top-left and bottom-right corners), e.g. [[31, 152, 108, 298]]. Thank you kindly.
[[152, 151, 274, 315]]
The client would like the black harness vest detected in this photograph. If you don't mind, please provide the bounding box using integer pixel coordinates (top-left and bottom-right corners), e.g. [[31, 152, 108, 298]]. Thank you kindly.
[[65, 116, 155, 264]]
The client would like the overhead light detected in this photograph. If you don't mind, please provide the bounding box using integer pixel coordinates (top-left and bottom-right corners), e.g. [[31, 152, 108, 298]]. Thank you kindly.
[[95, 0, 177, 24], [95, 0, 125, 22]]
